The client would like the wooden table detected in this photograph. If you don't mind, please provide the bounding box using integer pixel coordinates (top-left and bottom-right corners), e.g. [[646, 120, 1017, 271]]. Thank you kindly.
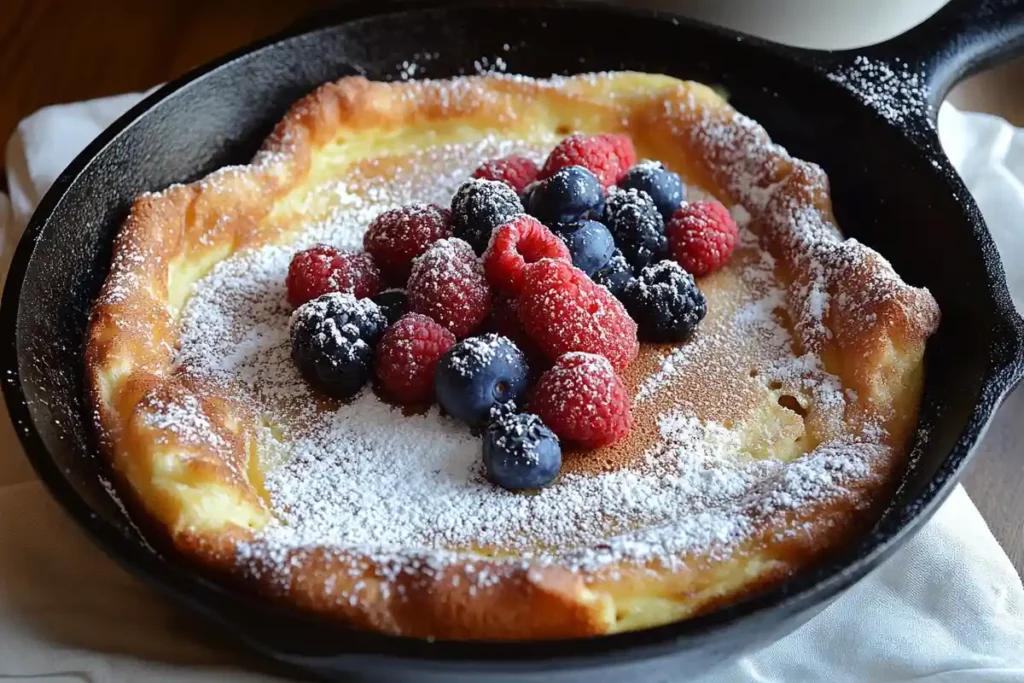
[[2, 0, 1021, 570]]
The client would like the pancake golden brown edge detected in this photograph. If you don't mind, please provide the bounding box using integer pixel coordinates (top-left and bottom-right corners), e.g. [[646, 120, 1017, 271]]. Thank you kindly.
[[85, 72, 940, 640]]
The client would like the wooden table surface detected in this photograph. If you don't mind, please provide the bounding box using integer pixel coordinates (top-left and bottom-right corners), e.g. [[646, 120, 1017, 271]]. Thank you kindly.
[[1, 0, 1021, 587]]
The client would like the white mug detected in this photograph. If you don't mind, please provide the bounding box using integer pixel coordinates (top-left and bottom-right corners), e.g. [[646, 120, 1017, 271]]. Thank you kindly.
[[632, 0, 951, 49]]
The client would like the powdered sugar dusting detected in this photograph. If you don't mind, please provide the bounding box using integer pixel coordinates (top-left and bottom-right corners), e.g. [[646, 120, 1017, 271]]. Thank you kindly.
[[826, 55, 930, 127], [159, 76, 903, 596]]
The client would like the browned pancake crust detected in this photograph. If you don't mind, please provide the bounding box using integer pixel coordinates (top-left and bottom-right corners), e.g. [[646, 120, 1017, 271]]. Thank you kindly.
[[85, 73, 939, 639]]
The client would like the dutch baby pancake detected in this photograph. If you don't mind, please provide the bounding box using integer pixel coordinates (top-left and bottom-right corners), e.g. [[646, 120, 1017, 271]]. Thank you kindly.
[[86, 72, 940, 640]]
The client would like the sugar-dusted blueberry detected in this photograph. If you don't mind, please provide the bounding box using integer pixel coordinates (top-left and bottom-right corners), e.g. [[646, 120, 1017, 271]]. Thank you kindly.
[[592, 249, 634, 300], [434, 334, 529, 425], [450, 178, 523, 255], [526, 165, 605, 225], [622, 261, 707, 342], [603, 187, 667, 271], [618, 160, 685, 220], [290, 293, 386, 398], [555, 219, 616, 276], [370, 290, 409, 326], [483, 411, 562, 491]]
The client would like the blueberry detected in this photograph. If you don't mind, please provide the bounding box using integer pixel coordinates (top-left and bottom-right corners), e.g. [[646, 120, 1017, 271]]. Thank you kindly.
[[619, 161, 685, 220], [592, 249, 635, 300], [450, 178, 523, 254], [483, 411, 561, 491], [290, 293, 386, 398], [370, 290, 408, 326], [603, 187, 667, 271], [434, 334, 529, 425], [555, 220, 616, 276], [527, 166, 604, 225], [622, 261, 707, 342]]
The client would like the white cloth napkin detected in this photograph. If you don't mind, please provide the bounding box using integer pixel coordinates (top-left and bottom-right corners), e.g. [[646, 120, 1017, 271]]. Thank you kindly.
[[2, 94, 1023, 683]]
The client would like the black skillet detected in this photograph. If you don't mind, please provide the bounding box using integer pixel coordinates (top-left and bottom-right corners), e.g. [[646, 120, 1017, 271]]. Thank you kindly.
[[2, 1, 1024, 681]]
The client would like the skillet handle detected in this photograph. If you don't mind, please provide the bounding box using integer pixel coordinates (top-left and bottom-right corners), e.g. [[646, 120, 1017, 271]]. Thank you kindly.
[[996, 309, 1024, 395], [884, 0, 1024, 102], [810, 0, 1024, 110], [803, 0, 1024, 396]]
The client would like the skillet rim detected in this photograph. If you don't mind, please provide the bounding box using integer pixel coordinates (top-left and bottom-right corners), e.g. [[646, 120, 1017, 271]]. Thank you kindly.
[[2, 0, 1023, 670]]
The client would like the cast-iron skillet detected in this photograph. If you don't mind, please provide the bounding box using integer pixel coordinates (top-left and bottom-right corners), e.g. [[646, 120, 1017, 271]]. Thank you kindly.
[[3, 1, 1024, 681]]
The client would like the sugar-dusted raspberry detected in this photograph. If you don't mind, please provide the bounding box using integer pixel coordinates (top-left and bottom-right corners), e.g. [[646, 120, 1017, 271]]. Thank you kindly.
[[363, 203, 452, 284], [374, 313, 456, 404], [666, 200, 739, 277], [483, 214, 571, 295], [530, 352, 632, 448], [472, 156, 540, 195], [286, 245, 382, 307], [517, 258, 638, 371], [407, 238, 492, 338], [540, 133, 637, 188]]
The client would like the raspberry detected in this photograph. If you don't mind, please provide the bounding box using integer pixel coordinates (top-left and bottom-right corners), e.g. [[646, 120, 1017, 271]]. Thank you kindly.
[[666, 200, 739, 277], [540, 133, 637, 188], [483, 214, 571, 295], [407, 238, 492, 338], [472, 156, 540, 194], [364, 204, 452, 284], [517, 258, 638, 372], [530, 352, 632, 448], [286, 245, 382, 307], [374, 313, 456, 404]]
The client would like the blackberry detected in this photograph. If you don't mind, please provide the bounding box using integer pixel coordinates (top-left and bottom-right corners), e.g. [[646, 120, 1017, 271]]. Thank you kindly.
[[526, 165, 605, 225], [370, 290, 409, 326], [592, 249, 634, 300], [603, 187, 667, 271], [622, 261, 707, 342], [618, 160, 685, 220], [290, 293, 387, 398], [483, 411, 561, 491], [450, 178, 523, 254]]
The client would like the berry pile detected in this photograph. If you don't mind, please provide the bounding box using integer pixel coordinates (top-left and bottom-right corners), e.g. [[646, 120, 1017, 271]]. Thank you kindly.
[[283, 132, 740, 491]]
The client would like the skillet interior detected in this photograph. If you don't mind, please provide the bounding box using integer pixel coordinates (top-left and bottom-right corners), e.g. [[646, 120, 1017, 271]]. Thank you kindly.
[[2, 3, 1022, 681]]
